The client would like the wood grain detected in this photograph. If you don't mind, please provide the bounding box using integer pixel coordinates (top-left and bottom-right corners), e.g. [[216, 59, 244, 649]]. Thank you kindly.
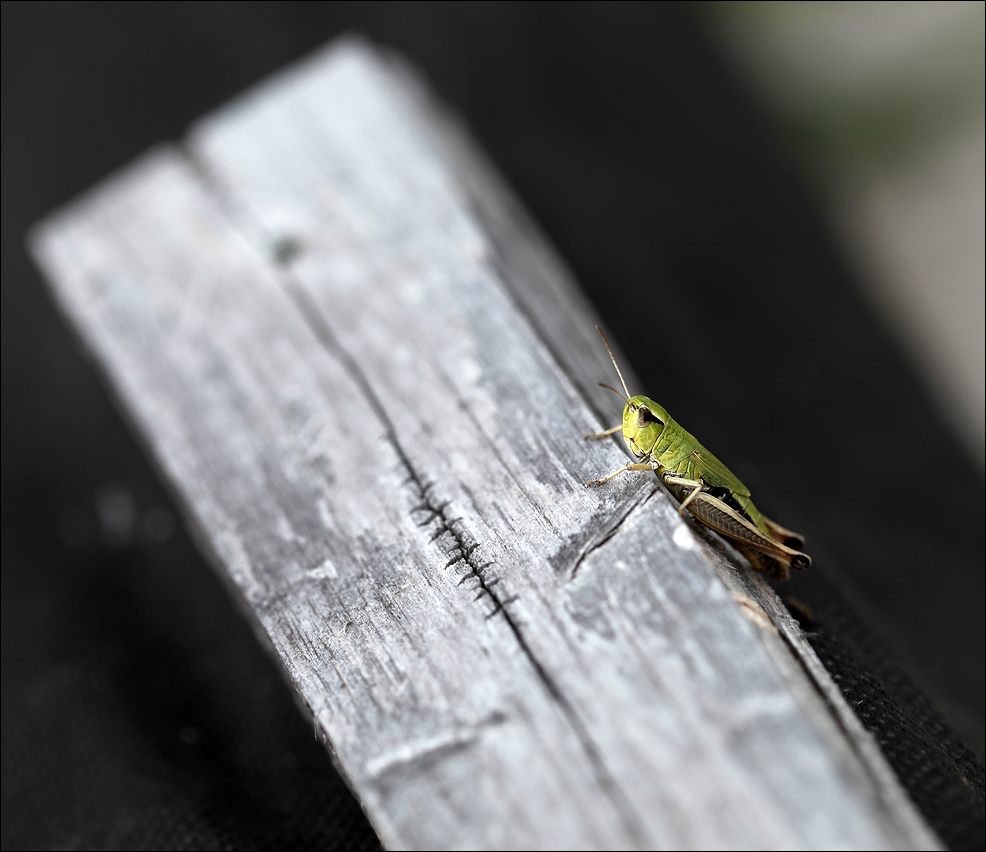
[[30, 38, 939, 850]]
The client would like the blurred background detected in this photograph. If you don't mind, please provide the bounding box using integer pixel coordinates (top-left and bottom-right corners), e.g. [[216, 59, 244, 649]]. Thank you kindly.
[[704, 1, 984, 469], [3, 3, 983, 849]]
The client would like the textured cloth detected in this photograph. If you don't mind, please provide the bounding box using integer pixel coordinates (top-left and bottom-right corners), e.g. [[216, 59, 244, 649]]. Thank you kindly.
[[786, 571, 986, 851]]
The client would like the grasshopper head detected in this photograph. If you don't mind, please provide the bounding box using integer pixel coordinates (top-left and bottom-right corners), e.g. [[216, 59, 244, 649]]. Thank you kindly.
[[623, 395, 668, 459], [592, 325, 669, 459]]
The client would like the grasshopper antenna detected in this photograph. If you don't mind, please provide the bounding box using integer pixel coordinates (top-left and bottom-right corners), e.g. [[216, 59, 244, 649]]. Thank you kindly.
[[596, 325, 631, 399], [598, 382, 628, 403]]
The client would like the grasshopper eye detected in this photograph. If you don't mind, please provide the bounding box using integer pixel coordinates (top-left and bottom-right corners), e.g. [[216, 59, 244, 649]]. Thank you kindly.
[[636, 406, 662, 429]]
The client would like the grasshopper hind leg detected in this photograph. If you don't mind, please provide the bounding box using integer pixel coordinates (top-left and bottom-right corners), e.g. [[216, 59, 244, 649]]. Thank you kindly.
[[681, 490, 811, 579], [735, 546, 791, 582], [698, 486, 809, 573]]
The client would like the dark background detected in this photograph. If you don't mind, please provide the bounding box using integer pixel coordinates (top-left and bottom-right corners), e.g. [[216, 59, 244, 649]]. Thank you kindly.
[[2, 3, 983, 849]]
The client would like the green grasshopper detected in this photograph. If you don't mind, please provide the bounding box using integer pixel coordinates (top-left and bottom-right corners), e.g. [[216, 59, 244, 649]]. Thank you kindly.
[[585, 326, 810, 581]]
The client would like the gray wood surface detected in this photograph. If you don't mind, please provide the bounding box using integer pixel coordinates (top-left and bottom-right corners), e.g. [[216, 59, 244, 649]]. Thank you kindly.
[[29, 38, 940, 851]]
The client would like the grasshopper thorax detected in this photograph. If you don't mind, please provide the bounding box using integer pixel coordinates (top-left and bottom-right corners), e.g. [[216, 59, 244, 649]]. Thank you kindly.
[[623, 395, 669, 459]]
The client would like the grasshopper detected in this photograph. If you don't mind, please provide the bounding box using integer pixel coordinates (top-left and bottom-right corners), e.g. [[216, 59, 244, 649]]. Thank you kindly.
[[585, 326, 810, 581]]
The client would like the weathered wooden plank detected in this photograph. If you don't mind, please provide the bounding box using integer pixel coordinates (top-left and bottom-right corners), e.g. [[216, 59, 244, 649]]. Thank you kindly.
[[30, 38, 939, 850]]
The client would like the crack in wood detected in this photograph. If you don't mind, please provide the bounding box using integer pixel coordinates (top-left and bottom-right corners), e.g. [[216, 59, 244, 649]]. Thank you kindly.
[[174, 143, 649, 846], [365, 710, 509, 782], [280, 277, 646, 839], [569, 486, 659, 581]]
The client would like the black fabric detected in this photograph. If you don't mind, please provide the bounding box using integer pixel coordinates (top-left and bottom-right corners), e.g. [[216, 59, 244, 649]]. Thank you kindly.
[[785, 571, 986, 851], [2, 526, 383, 851], [3, 3, 983, 849]]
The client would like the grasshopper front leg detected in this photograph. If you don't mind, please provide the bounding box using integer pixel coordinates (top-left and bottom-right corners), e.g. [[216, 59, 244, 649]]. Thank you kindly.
[[586, 461, 656, 487], [584, 425, 623, 440]]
